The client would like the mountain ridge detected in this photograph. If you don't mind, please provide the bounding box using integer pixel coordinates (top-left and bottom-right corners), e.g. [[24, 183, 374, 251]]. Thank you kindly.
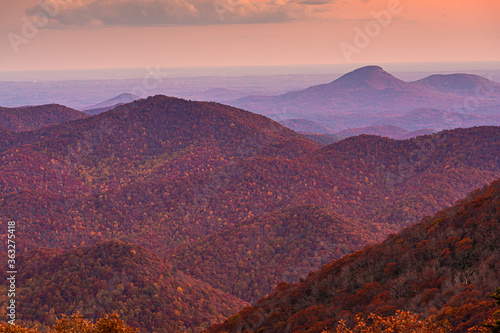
[[0, 104, 87, 132]]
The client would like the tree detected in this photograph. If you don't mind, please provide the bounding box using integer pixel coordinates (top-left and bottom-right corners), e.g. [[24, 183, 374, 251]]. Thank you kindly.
[[484, 288, 500, 333], [330, 310, 448, 333], [0, 313, 137, 333]]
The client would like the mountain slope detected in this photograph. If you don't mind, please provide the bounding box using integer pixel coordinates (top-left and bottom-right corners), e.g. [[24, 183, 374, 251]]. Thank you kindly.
[[0, 127, 18, 152], [170, 205, 372, 302], [0, 240, 248, 332], [0, 104, 87, 132], [1, 96, 499, 314], [207, 178, 500, 333]]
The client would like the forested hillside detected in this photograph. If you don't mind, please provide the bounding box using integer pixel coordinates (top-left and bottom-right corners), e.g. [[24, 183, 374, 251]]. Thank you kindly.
[[207, 178, 500, 332], [0, 241, 248, 332], [0, 96, 499, 331], [0, 105, 87, 132]]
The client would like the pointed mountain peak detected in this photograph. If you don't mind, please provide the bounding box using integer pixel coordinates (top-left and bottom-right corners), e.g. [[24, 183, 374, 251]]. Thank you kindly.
[[329, 65, 405, 90]]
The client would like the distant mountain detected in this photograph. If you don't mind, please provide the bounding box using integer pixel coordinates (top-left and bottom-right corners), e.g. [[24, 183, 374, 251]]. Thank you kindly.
[[413, 73, 500, 96], [207, 178, 500, 333], [279, 118, 333, 134], [335, 125, 434, 140], [0, 240, 248, 332], [325, 65, 410, 91], [231, 66, 453, 117], [83, 93, 141, 115], [0, 104, 87, 132], [186, 88, 262, 103], [230, 66, 500, 131]]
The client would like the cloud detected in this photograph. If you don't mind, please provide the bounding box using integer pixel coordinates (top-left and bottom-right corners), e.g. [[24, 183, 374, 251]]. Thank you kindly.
[[25, 0, 335, 27], [299, 0, 334, 4]]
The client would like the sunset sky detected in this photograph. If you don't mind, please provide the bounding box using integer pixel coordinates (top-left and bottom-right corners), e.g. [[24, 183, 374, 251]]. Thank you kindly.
[[0, 0, 499, 72]]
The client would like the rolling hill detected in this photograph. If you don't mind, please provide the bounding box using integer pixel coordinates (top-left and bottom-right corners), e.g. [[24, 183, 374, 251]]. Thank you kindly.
[[0, 96, 499, 322], [0, 240, 248, 333], [0, 104, 87, 132], [207, 178, 500, 332], [0, 95, 318, 196]]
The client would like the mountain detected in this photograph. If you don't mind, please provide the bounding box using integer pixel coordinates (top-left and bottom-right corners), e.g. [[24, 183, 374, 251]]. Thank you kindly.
[[231, 66, 453, 117], [413, 73, 500, 96], [206, 178, 500, 333], [0, 95, 318, 196], [323, 65, 409, 91], [0, 104, 87, 132], [0, 240, 248, 332], [335, 125, 434, 140], [185, 88, 261, 104], [229, 66, 500, 131], [83, 93, 141, 115]]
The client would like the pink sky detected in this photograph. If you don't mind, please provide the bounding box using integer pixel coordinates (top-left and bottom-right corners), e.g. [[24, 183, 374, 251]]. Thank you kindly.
[[0, 0, 499, 72]]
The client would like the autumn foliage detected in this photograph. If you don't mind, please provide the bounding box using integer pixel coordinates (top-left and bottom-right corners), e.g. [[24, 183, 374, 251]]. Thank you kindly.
[[0, 98, 499, 332], [0, 313, 136, 333], [207, 179, 500, 333]]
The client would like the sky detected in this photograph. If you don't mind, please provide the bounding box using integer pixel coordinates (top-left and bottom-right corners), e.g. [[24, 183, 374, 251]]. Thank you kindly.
[[0, 0, 499, 72]]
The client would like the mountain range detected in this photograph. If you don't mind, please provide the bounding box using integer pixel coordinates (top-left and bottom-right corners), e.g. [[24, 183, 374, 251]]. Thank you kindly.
[[230, 66, 500, 132], [1, 72, 499, 331]]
